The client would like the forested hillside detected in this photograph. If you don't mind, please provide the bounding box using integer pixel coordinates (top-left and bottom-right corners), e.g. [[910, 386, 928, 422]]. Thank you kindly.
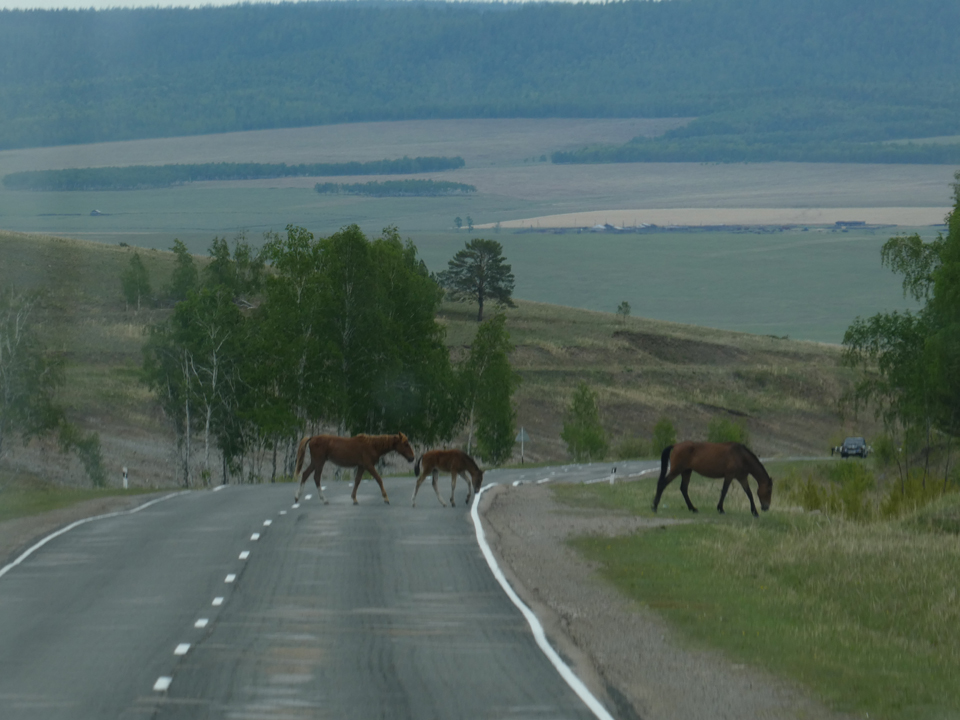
[[1, 0, 958, 159]]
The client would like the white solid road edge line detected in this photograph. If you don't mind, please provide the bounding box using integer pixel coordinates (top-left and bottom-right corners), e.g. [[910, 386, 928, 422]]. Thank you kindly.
[[470, 484, 615, 720], [0, 492, 189, 581]]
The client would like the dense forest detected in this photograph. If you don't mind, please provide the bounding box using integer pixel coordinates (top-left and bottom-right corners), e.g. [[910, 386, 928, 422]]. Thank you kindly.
[[1, 0, 959, 162], [2, 157, 465, 191]]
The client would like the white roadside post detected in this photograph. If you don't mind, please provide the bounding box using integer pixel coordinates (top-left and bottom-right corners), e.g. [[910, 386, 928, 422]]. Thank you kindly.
[[122, 466, 128, 490], [515, 427, 530, 464]]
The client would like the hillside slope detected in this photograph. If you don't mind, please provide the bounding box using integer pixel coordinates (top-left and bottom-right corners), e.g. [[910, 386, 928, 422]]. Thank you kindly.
[[0, 230, 862, 488], [0, 0, 958, 151]]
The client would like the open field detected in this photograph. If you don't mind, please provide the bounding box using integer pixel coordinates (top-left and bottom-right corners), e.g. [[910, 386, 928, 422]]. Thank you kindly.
[[1, 119, 954, 341], [556, 471, 960, 720]]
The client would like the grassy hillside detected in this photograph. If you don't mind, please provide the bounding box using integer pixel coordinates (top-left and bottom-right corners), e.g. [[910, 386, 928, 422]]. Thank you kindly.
[[0, 230, 867, 490]]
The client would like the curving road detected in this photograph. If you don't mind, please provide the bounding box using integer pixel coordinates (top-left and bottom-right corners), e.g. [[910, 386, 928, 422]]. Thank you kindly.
[[0, 467, 652, 720]]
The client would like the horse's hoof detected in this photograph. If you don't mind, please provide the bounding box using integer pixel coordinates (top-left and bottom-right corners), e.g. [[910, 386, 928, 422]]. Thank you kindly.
[[352, 499, 359, 505], [323, 499, 329, 505]]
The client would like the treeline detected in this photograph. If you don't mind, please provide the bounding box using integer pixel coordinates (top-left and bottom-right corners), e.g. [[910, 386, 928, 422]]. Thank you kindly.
[[135, 226, 517, 486], [1, 0, 958, 155], [553, 139, 960, 165], [3, 156, 465, 191], [314, 180, 476, 197]]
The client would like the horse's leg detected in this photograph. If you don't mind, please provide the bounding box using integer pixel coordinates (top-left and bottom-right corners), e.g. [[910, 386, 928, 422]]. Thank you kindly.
[[717, 476, 734, 514], [295, 461, 315, 502], [350, 466, 364, 505], [737, 476, 759, 517], [679, 470, 698, 513], [463, 473, 473, 505], [412, 467, 429, 507], [367, 465, 390, 505], [311, 460, 329, 505], [652, 470, 680, 512], [449, 471, 457, 507], [431, 469, 446, 507]]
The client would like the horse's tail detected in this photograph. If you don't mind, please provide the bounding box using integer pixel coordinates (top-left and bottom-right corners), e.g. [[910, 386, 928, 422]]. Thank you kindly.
[[414, 455, 422, 477], [293, 436, 311, 479], [657, 444, 674, 484]]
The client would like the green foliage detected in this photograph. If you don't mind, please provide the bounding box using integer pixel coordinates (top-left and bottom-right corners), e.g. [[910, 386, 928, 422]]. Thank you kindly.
[[1, 2, 959, 153], [165, 239, 198, 304], [651, 417, 676, 456], [120, 251, 151, 311], [314, 179, 475, 197], [615, 435, 648, 460], [0, 287, 65, 461], [842, 171, 960, 480], [3, 157, 465, 191], [461, 314, 520, 465], [615, 301, 630, 321], [438, 238, 516, 322], [57, 422, 107, 487], [871, 433, 898, 468], [706, 416, 750, 445], [561, 382, 608, 462]]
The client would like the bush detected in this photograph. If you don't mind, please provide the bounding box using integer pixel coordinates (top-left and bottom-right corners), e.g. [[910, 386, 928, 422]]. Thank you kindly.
[[871, 434, 898, 468], [651, 417, 676, 456], [561, 382, 608, 462], [615, 436, 649, 460], [707, 416, 750, 445]]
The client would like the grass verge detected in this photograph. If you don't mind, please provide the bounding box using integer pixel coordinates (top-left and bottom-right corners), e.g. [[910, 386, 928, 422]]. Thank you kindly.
[[556, 476, 960, 720], [0, 471, 156, 523]]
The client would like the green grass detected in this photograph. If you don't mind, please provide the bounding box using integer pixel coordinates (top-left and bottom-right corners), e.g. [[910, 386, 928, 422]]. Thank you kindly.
[[557, 478, 960, 720], [0, 471, 157, 523]]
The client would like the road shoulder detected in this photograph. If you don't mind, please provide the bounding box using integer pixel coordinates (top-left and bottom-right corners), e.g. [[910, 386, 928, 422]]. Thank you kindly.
[[478, 482, 851, 720]]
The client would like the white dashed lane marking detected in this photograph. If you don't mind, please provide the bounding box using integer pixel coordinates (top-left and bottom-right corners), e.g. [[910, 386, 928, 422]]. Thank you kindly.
[[212, 597, 224, 606], [153, 677, 172, 692], [195, 618, 209, 628], [174, 643, 190, 656], [225, 574, 236, 583], [250, 533, 260, 541], [239, 551, 250, 560]]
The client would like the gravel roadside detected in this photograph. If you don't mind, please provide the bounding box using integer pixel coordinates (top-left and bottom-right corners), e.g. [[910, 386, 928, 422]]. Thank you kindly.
[[478, 482, 853, 720]]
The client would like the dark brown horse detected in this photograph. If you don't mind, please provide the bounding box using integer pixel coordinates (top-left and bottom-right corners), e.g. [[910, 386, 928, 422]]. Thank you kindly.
[[651, 441, 773, 517], [293, 432, 415, 505], [412, 449, 484, 507]]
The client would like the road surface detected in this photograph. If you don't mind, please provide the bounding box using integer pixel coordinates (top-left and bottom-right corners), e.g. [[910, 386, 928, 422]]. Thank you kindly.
[[0, 467, 650, 720]]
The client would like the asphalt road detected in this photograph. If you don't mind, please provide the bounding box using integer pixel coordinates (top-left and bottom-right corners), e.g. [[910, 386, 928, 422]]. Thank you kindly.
[[0, 472, 633, 720]]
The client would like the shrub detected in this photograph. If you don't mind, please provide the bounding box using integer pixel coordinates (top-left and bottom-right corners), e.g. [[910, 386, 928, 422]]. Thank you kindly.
[[651, 417, 676, 456], [560, 382, 608, 462], [615, 436, 649, 460], [707, 416, 750, 445]]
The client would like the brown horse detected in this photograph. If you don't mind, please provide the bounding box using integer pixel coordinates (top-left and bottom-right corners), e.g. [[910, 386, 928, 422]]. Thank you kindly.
[[293, 432, 415, 505], [411, 449, 484, 508], [651, 441, 773, 517]]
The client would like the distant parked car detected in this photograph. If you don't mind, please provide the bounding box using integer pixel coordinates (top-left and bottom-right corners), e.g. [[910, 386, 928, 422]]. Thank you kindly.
[[840, 436, 868, 459]]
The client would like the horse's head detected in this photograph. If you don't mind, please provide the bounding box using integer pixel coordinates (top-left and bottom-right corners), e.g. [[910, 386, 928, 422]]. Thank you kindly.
[[395, 432, 415, 462], [472, 469, 484, 493], [758, 475, 773, 511]]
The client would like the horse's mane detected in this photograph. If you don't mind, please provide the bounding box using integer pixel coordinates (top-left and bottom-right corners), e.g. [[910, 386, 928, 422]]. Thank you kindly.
[[462, 451, 482, 475], [738, 443, 770, 479]]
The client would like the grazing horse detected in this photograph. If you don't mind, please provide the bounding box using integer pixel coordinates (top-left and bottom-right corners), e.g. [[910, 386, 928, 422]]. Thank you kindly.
[[293, 432, 415, 505], [651, 441, 773, 517], [411, 449, 484, 507]]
